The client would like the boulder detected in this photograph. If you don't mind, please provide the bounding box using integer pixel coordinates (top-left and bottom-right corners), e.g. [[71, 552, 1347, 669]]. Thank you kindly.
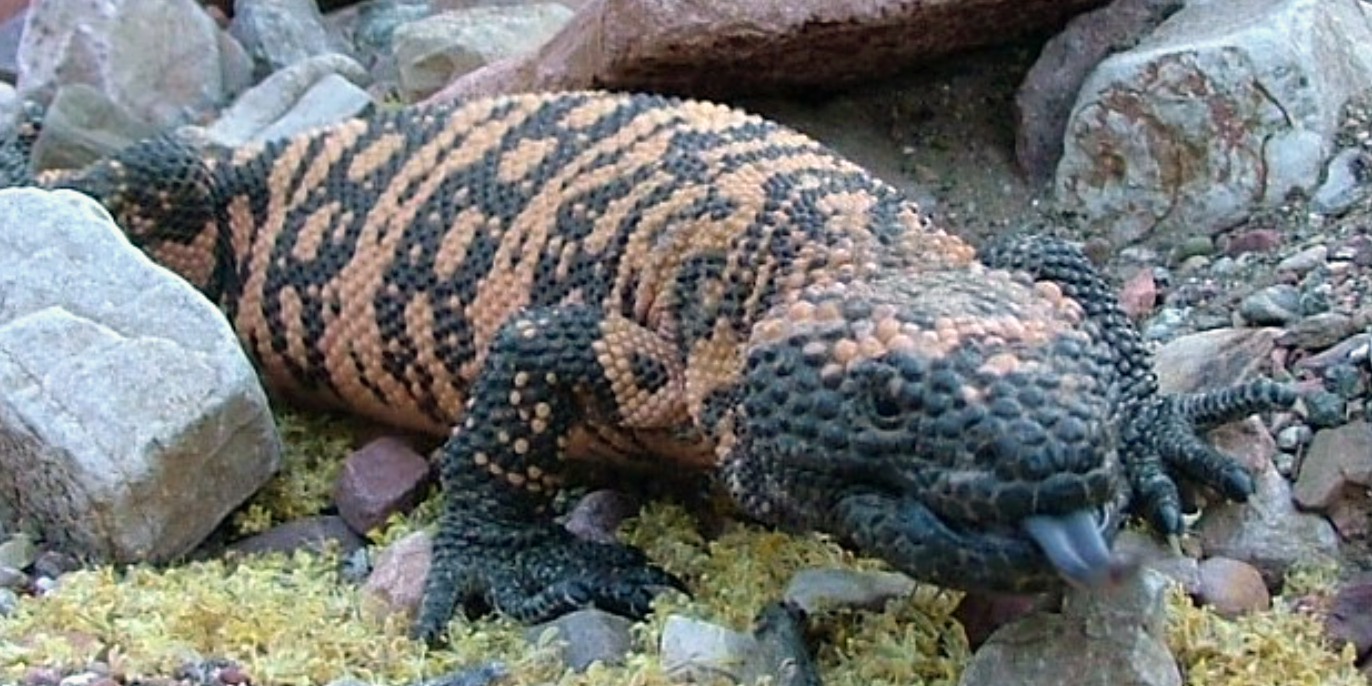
[[1055, 0, 1372, 247], [432, 0, 1110, 101], [0, 188, 280, 563]]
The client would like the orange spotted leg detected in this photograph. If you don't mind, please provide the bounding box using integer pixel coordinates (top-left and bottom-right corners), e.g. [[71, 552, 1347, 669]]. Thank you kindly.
[[414, 305, 686, 643]]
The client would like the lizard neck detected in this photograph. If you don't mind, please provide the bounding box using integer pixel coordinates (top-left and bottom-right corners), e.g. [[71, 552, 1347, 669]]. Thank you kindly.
[[45, 135, 237, 304]]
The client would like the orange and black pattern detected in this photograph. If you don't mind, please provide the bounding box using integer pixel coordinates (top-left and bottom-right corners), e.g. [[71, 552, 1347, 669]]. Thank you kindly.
[[29, 91, 1294, 642]]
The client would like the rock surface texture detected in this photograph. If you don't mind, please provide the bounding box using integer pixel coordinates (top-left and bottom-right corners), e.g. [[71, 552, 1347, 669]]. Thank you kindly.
[[1055, 0, 1372, 247], [0, 188, 279, 563], [431, 0, 1110, 101]]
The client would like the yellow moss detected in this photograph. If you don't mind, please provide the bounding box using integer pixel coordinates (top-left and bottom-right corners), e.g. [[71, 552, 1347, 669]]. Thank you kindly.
[[1165, 585, 1366, 686], [3, 503, 1366, 685], [231, 410, 355, 536], [2, 413, 1364, 685]]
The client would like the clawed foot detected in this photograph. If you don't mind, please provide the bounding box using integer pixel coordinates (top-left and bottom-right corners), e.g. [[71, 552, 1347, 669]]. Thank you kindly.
[[412, 523, 686, 644], [1121, 377, 1297, 535]]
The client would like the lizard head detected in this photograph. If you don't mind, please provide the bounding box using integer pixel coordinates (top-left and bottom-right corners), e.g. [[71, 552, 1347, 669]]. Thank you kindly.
[[726, 266, 1132, 592]]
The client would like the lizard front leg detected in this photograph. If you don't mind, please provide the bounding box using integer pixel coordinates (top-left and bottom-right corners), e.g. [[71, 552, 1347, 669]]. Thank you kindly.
[[977, 235, 1296, 535], [414, 305, 687, 643]]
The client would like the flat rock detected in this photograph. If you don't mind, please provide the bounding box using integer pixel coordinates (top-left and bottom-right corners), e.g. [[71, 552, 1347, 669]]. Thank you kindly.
[[203, 52, 371, 147], [959, 569, 1180, 686], [16, 0, 228, 128], [1153, 327, 1280, 394], [1055, 0, 1372, 247], [783, 567, 915, 615], [432, 0, 1109, 101], [228, 515, 365, 557], [526, 609, 634, 671], [1197, 462, 1341, 588], [0, 188, 279, 563]]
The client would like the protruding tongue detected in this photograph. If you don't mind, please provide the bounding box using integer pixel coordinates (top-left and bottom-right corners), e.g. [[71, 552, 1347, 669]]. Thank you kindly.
[[1022, 510, 1121, 587]]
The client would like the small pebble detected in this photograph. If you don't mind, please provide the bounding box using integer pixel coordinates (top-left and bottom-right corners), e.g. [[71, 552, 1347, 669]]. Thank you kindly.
[[1177, 254, 1211, 273], [0, 535, 36, 571], [1209, 255, 1238, 275], [0, 564, 28, 589], [31, 550, 79, 579], [1171, 235, 1214, 264], [1276, 424, 1313, 451], [1272, 450, 1296, 478], [0, 587, 18, 617], [24, 667, 61, 686], [1239, 285, 1302, 326], [1143, 307, 1188, 341], [217, 664, 250, 685], [1276, 245, 1329, 274], [1304, 390, 1347, 429], [1323, 363, 1365, 399]]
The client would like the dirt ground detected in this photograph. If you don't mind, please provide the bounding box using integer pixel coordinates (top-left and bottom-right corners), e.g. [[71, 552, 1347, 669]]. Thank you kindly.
[[741, 40, 1052, 249]]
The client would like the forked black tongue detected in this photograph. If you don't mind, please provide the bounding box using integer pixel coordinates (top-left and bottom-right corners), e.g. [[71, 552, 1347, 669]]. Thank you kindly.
[[1021, 510, 1119, 587]]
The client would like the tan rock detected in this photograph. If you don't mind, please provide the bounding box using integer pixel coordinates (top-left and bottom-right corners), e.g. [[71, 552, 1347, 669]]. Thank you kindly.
[[1196, 556, 1270, 617], [430, 0, 1108, 102], [362, 531, 432, 619]]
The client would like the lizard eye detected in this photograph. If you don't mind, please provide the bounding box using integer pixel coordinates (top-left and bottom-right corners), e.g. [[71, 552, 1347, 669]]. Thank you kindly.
[[868, 374, 908, 429], [873, 380, 903, 419]]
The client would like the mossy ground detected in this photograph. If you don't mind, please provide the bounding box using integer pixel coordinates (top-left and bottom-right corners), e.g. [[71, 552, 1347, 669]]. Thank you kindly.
[[0, 411, 1365, 685]]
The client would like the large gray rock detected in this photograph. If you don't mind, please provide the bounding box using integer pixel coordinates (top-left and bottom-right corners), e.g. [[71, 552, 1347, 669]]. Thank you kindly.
[[0, 188, 280, 563], [1055, 0, 1372, 247], [16, 0, 228, 128], [230, 0, 351, 76]]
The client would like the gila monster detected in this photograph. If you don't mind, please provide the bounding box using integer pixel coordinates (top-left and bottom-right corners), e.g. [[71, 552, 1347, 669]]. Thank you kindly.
[[9, 91, 1293, 642]]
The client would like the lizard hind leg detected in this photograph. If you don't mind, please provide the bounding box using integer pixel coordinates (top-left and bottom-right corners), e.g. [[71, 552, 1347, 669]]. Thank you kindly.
[[414, 305, 688, 643]]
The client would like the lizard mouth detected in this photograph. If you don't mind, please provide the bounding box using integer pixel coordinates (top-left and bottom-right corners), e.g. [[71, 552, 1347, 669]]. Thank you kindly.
[[1021, 509, 1132, 588]]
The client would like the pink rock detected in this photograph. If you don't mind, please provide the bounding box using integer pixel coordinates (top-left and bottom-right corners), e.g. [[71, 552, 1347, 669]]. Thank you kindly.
[[1325, 580, 1372, 664], [363, 531, 432, 617], [333, 437, 434, 536], [1223, 228, 1282, 256], [1196, 556, 1269, 617], [1293, 421, 1372, 511], [1118, 268, 1157, 320], [563, 489, 637, 545], [431, 0, 1108, 101], [952, 592, 1053, 648]]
